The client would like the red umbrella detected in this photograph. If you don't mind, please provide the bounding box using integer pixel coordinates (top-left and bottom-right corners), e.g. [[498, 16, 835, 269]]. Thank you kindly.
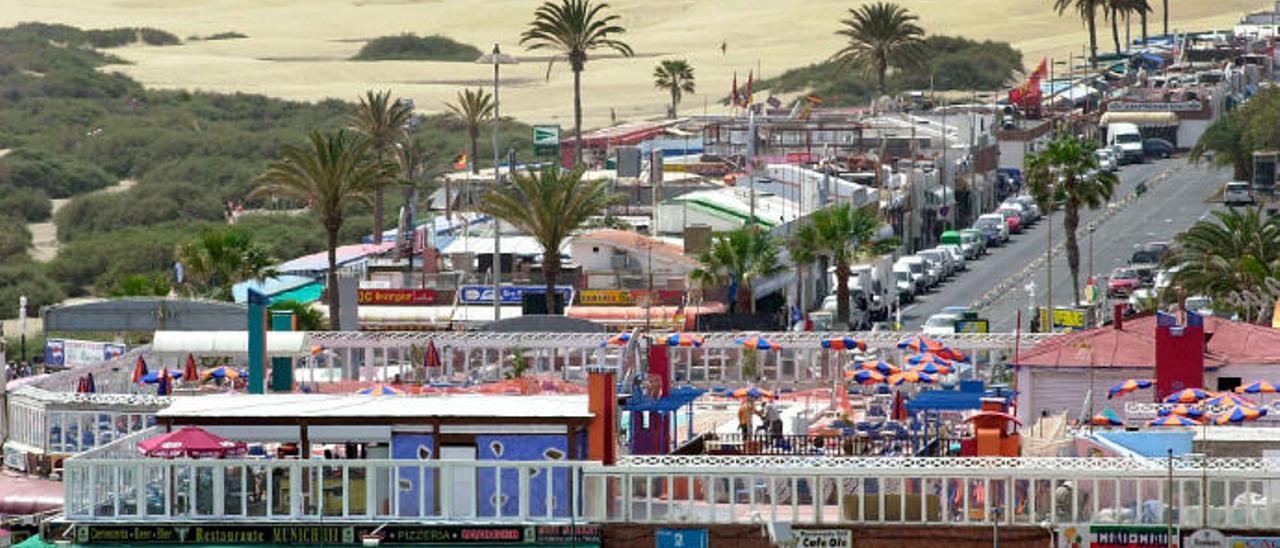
[[423, 340, 441, 368], [132, 355, 149, 384], [138, 426, 246, 458], [183, 354, 198, 384]]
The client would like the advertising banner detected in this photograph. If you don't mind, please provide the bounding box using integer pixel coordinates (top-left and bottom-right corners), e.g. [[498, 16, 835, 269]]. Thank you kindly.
[[45, 339, 128, 367], [458, 285, 574, 305], [356, 288, 446, 306]]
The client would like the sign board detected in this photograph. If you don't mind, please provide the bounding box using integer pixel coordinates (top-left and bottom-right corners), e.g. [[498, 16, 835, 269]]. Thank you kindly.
[[955, 319, 990, 333], [793, 529, 852, 547], [532, 524, 601, 544], [1232, 537, 1280, 548], [45, 339, 127, 368], [1040, 307, 1088, 330], [656, 528, 708, 548], [578, 289, 684, 306], [533, 125, 560, 157], [1107, 100, 1204, 112], [458, 285, 574, 305], [1185, 529, 1228, 548], [356, 288, 446, 306], [1090, 525, 1178, 548], [74, 524, 554, 545]]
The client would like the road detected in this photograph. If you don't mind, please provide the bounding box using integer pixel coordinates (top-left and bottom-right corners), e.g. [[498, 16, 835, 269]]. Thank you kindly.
[[897, 158, 1226, 331]]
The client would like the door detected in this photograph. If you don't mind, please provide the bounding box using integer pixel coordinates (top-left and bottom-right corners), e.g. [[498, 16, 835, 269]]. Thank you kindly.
[[440, 446, 476, 518]]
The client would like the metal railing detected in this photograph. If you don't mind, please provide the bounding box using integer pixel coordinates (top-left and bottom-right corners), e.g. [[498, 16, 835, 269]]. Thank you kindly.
[[702, 433, 924, 457]]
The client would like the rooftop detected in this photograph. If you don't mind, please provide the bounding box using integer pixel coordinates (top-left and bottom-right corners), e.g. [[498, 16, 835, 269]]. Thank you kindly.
[[157, 393, 593, 422], [572, 229, 698, 267], [1018, 314, 1280, 369]]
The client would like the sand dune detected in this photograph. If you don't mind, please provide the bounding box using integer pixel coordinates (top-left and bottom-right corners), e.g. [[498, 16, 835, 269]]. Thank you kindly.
[[0, 0, 1268, 128]]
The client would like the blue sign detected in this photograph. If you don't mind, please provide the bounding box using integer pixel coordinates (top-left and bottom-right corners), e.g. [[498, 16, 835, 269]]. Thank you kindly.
[[656, 528, 708, 548], [458, 285, 574, 305]]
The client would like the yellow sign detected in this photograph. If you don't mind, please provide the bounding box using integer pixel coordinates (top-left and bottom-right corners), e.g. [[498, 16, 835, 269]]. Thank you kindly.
[[1041, 308, 1086, 329], [578, 290, 635, 306]]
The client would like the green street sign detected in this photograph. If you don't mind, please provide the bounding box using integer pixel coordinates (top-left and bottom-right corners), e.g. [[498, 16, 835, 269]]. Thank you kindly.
[[534, 125, 560, 157]]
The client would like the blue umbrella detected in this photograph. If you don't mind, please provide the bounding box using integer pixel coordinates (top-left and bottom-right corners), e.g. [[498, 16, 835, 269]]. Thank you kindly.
[[140, 369, 182, 384], [356, 384, 404, 396]]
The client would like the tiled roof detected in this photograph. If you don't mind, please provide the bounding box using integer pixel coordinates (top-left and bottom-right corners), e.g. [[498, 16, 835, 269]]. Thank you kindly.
[[1018, 315, 1280, 369]]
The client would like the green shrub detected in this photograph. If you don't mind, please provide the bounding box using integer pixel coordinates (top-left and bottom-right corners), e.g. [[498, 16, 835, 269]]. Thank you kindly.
[[46, 223, 192, 295], [55, 180, 223, 242], [0, 215, 31, 260], [0, 184, 52, 221], [190, 31, 247, 41], [0, 258, 65, 320], [0, 147, 114, 198], [352, 33, 482, 62]]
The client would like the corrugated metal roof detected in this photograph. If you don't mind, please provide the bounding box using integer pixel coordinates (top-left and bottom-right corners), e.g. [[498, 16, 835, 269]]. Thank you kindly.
[[157, 393, 592, 420]]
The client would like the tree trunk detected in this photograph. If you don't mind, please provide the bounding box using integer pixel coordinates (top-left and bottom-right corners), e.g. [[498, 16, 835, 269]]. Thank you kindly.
[[1162, 0, 1168, 36], [573, 68, 584, 166], [372, 188, 384, 243], [671, 88, 679, 119], [876, 59, 887, 96], [1087, 9, 1100, 67], [1235, 159, 1251, 181], [1064, 199, 1082, 305], [543, 250, 561, 315], [1141, 10, 1148, 44], [835, 260, 851, 326], [469, 128, 480, 175], [326, 226, 341, 330], [1111, 6, 1122, 53], [444, 177, 453, 221]]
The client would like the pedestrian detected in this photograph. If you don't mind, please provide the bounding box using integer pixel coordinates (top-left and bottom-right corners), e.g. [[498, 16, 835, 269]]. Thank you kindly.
[[764, 401, 783, 441], [737, 397, 754, 440]]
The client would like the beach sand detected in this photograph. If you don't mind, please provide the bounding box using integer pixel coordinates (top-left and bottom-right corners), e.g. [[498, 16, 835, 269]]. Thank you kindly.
[[0, 0, 1268, 128]]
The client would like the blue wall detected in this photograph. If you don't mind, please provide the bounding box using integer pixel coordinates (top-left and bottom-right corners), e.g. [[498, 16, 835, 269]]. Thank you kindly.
[[476, 434, 570, 518], [1096, 431, 1194, 457], [391, 433, 435, 516]]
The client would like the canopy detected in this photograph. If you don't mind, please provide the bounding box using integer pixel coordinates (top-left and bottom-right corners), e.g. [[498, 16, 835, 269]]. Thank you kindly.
[[821, 337, 866, 351], [737, 335, 780, 351], [1108, 379, 1153, 399], [847, 369, 886, 385], [724, 386, 775, 399], [138, 426, 246, 458], [857, 360, 901, 376], [356, 384, 404, 396], [1237, 381, 1278, 394], [1091, 408, 1124, 426], [1204, 392, 1256, 408], [1215, 405, 1267, 425], [604, 333, 632, 346], [1158, 404, 1205, 419], [152, 331, 310, 357], [1148, 415, 1201, 427], [1164, 388, 1210, 404], [1100, 111, 1179, 127], [661, 333, 704, 347]]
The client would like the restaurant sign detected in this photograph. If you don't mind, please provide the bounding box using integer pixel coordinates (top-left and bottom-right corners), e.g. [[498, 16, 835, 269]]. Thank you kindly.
[[71, 523, 574, 545], [1089, 525, 1178, 548], [356, 288, 447, 306], [578, 289, 684, 306], [458, 284, 574, 305], [1107, 100, 1203, 112]]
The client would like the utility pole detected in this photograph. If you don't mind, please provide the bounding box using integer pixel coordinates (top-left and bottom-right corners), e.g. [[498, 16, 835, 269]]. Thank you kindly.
[[748, 109, 757, 226], [478, 43, 517, 321], [941, 97, 949, 230]]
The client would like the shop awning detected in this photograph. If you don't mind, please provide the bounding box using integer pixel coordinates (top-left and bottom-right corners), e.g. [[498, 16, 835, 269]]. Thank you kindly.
[[1100, 111, 1179, 127], [566, 303, 726, 330]]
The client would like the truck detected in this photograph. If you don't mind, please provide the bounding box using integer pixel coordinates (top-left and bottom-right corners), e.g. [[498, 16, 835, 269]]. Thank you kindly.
[[1106, 122, 1144, 164], [829, 255, 894, 322]]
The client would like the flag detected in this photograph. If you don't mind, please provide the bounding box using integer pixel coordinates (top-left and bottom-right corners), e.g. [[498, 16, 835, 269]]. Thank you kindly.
[[452, 152, 468, 171], [1029, 57, 1048, 83], [743, 70, 753, 107], [731, 72, 739, 107], [805, 93, 824, 105]]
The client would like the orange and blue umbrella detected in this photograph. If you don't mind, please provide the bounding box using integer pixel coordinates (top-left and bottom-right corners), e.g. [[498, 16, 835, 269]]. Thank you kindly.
[[1158, 404, 1205, 419], [1215, 405, 1267, 425], [846, 369, 886, 385], [889, 370, 936, 386], [857, 360, 901, 376], [1164, 388, 1210, 404], [662, 333, 704, 347], [905, 352, 952, 367], [910, 363, 953, 376], [201, 366, 243, 382], [1148, 415, 1201, 427], [1204, 392, 1256, 408], [821, 337, 867, 351], [737, 335, 780, 351], [724, 386, 776, 399], [1107, 379, 1153, 399], [1091, 408, 1124, 426], [1237, 381, 1278, 394], [357, 384, 404, 396], [898, 335, 946, 354], [604, 332, 632, 346]]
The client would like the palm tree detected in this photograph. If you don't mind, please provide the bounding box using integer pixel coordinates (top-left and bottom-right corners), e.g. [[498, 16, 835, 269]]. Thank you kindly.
[[1171, 207, 1280, 323], [691, 227, 785, 314], [1190, 109, 1251, 180], [445, 88, 494, 176], [478, 165, 623, 314], [1162, 0, 1168, 36], [176, 227, 278, 300], [1107, 0, 1124, 53], [521, 0, 634, 166], [791, 203, 898, 327], [653, 59, 695, 119], [1055, 0, 1105, 66], [252, 130, 399, 329], [349, 90, 413, 243], [1025, 136, 1119, 304], [1133, 0, 1151, 44], [831, 1, 926, 95]]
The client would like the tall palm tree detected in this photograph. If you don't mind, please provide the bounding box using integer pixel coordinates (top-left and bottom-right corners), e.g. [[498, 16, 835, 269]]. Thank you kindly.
[[1055, 0, 1105, 66], [478, 165, 622, 314], [522, 0, 633, 166], [791, 203, 898, 327], [1162, 0, 1168, 36], [691, 227, 785, 314], [445, 88, 494, 176], [1171, 207, 1280, 323], [1134, 0, 1151, 44], [349, 90, 413, 243], [252, 130, 399, 329], [177, 227, 278, 301], [1107, 0, 1124, 53], [1025, 136, 1119, 304], [1190, 109, 1251, 180], [831, 1, 926, 95], [653, 59, 695, 119]]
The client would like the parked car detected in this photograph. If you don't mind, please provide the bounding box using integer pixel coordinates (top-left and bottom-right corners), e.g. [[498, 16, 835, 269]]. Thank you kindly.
[[997, 206, 1023, 234], [1107, 267, 1142, 297], [939, 244, 967, 272], [1008, 195, 1042, 222], [821, 294, 870, 330], [897, 257, 932, 292], [918, 249, 952, 279], [894, 266, 919, 302], [1107, 122, 1144, 164], [922, 313, 960, 336], [1000, 200, 1034, 226], [1130, 242, 1170, 266], [1095, 148, 1118, 172], [960, 228, 986, 257], [975, 214, 1009, 245], [1184, 295, 1214, 316], [1143, 138, 1175, 159], [916, 252, 947, 285], [1224, 181, 1254, 206]]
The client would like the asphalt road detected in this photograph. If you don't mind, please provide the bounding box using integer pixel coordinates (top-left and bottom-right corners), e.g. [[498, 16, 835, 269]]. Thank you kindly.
[[897, 157, 1227, 331]]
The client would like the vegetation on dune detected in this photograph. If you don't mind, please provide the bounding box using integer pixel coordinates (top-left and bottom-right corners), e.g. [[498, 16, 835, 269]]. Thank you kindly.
[[756, 35, 1022, 106], [0, 258, 65, 321], [0, 216, 32, 261], [189, 31, 248, 41], [351, 34, 481, 62], [0, 147, 115, 198], [0, 185, 53, 222], [6, 22, 180, 49]]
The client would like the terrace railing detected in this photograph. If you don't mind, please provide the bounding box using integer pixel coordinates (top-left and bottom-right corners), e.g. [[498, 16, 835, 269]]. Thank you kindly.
[[702, 433, 924, 457]]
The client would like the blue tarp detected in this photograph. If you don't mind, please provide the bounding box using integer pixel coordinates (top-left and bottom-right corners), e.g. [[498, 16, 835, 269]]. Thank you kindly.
[[1095, 431, 1193, 457], [906, 387, 984, 412]]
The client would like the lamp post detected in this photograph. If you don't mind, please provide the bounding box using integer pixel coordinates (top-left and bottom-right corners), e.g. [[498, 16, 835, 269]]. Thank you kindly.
[[476, 43, 519, 321], [18, 295, 27, 364]]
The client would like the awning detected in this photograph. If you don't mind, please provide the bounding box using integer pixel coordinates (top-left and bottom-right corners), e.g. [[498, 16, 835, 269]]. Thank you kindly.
[[357, 305, 456, 327], [151, 331, 310, 357], [271, 282, 324, 305], [566, 303, 726, 330], [1100, 111, 1179, 127]]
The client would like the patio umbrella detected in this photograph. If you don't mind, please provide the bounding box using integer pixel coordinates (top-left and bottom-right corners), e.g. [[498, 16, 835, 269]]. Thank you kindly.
[[1157, 404, 1205, 419], [356, 384, 404, 396], [84, 372, 96, 394], [724, 386, 776, 399], [905, 352, 953, 367], [661, 333, 704, 347], [1107, 379, 1153, 399], [423, 340, 441, 368], [604, 333, 632, 346], [76, 376, 88, 394], [1237, 381, 1278, 395], [910, 363, 953, 376], [156, 369, 172, 396], [182, 354, 198, 384], [1091, 408, 1124, 426], [821, 337, 867, 351], [1148, 415, 1201, 427], [138, 426, 246, 458], [201, 366, 242, 382], [131, 355, 149, 384], [846, 369, 886, 385], [888, 370, 936, 386], [141, 369, 182, 384], [1164, 388, 1210, 404], [1204, 392, 1257, 408], [857, 360, 901, 376], [1214, 405, 1267, 425], [898, 335, 967, 362], [737, 335, 780, 351]]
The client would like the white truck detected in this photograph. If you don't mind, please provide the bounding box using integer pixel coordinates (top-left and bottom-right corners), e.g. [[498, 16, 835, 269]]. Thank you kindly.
[[1107, 122, 1144, 164], [829, 255, 894, 322]]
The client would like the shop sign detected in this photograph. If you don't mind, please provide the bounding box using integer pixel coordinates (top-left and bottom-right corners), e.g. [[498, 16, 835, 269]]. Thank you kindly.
[[793, 529, 852, 547], [46, 339, 127, 367], [1233, 538, 1280, 548], [1040, 307, 1087, 329], [534, 125, 560, 157], [656, 528, 708, 548], [1185, 529, 1228, 548], [955, 319, 990, 333], [1090, 525, 1178, 548], [75, 524, 534, 545], [533, 524, 601, 544], [458, 284, 574, 305], [578, 289, 683, 306], [356, 288, 445, 306], [1108, 101, 1203, 112]]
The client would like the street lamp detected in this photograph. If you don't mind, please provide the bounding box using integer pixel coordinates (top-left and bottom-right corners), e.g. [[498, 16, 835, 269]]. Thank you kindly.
[[18, 294, 27, 364], [476, 43, 519, 320]]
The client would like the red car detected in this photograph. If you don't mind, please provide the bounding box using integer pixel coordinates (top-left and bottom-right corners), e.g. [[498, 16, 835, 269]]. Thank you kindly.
[[997, 207, 1023, 234], [1108, 267, 1141, 297]]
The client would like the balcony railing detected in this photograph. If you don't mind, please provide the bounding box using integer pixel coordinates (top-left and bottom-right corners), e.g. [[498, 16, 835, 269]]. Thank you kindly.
[[702, 433, 930, 457]]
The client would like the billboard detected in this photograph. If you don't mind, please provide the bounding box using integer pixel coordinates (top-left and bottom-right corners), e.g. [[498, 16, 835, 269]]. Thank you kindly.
[[45, 339, 127, 367], [458, 285, 574, 305], [356, 288, 448, 306]]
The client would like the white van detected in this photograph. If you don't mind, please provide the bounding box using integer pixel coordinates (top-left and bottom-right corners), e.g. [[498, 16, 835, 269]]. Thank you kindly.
[[1107, 122, 1144, 164]]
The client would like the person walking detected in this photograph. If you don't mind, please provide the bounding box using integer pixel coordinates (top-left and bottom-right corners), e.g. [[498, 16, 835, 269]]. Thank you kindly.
[[738, 398, 755, 440]]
